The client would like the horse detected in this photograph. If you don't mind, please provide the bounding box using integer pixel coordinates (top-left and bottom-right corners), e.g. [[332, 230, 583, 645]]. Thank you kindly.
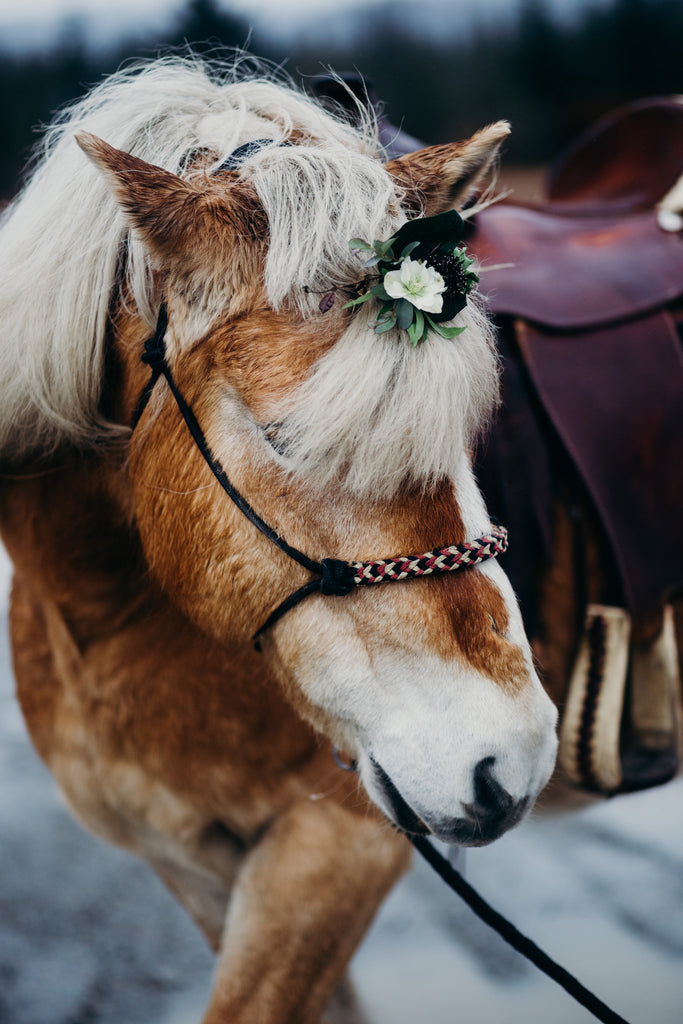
[[0, 58, 558, 1023]]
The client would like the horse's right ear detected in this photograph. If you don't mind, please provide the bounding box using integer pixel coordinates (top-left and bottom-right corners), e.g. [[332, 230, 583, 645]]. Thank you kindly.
[[75, 132, 264, 272], [75, 132, 208, 267]]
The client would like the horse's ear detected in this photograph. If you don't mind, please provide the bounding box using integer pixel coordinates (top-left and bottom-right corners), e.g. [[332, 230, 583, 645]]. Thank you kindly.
[[385, 121, 510, 214], [75, 132, 207, 265], [75, 132, 262, 271]]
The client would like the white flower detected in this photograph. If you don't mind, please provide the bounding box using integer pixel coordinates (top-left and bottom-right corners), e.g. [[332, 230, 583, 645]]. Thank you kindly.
[[383, 258, 445, 314]]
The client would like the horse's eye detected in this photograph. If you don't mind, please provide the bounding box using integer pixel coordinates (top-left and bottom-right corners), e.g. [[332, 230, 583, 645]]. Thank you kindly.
[[263, 423, 290, 458], [490, 615, 511, 640]]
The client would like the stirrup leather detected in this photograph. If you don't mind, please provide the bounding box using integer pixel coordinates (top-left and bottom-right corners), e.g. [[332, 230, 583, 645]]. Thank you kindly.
[[559, 604, 680, 793]]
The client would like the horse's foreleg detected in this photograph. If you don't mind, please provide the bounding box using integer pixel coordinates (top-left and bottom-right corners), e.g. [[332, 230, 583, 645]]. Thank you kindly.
[[325, 974, 372, 1024], [202, 799, 409, 1024]]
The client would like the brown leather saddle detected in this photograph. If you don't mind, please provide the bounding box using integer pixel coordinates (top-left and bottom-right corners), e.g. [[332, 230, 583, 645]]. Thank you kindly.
[[546, 95, 683, 214], [311, 78, 683, 794], [469, 98, 683, 795], [471, 201, 683, 631]]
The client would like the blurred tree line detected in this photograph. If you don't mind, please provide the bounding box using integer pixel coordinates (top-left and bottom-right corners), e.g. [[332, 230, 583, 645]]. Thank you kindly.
[[1, 0, 682, 198]]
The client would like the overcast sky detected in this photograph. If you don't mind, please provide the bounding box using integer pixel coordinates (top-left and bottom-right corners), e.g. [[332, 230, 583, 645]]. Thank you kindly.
[[0, 0, 511, 19], [0, 0, 607, 50]]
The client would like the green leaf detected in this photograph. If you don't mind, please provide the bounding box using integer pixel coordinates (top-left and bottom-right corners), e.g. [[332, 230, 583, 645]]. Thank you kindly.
[[370, 282, 392, 301], [399, 240, 421, 259], [342, 291, 374, 309], [375, 316, 397, 334], [395, 298, 414, 330], [425, 315, 467, 339], [376, 234, 397, 253], [349, 238, 372, 252], [407, 308, 425, 345], [454, 246, 476, 270], [440, 325, 467, 339]]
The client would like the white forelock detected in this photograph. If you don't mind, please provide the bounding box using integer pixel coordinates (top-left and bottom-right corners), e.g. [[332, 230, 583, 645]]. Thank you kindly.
[[270, 295, 499, 500]]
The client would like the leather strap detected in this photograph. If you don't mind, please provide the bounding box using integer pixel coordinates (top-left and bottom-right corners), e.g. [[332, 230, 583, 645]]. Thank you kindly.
[[516, 310, 683, 627]]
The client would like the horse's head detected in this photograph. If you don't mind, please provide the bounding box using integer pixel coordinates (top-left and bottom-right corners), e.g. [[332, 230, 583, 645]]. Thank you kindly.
[[79, 89, 557, 847]]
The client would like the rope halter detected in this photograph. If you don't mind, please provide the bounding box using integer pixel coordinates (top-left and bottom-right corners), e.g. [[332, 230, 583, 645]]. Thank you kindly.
[[132, 302, 508, 642]]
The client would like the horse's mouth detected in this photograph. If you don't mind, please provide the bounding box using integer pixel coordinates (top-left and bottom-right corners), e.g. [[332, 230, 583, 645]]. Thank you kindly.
[[370, 757, 530, 847], [370, 759, 430, 837]]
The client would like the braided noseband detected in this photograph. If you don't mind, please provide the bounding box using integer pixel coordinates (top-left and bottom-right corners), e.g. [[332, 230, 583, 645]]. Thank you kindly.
[[131, 302, 507, 641]]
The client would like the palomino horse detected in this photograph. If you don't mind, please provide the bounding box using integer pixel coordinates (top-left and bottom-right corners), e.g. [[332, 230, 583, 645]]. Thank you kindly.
[[0, 60, 557, 1022]]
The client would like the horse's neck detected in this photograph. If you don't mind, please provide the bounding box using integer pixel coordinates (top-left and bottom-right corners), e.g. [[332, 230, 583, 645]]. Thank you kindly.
[[2, 452, 348, 839], [1, 454, 139, 645], [3, 452, 317, 702]]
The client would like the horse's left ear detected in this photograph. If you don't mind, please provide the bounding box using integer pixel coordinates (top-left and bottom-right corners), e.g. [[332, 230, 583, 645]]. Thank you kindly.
[[385, 121, 510, 214]]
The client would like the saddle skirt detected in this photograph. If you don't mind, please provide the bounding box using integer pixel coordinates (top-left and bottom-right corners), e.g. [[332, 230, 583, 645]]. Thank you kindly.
[[471, 202, 683, 329]]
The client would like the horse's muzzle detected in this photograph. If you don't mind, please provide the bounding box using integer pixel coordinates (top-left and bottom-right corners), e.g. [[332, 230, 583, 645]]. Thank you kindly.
[[371, 756, 530, 847]]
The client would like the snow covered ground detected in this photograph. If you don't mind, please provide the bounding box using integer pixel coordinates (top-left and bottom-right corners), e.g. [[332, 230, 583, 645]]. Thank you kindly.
[[1, 542, 681, 1024]]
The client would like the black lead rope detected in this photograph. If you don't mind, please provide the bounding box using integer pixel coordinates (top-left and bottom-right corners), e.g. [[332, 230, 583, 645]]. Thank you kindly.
[[409, 835, 631, 1024]]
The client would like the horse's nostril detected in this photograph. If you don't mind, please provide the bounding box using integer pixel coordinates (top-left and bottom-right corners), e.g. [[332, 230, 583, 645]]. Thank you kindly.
[[368, 756, 531, 846], [430, 761, 529, 846], [472, 756, 514, 816]]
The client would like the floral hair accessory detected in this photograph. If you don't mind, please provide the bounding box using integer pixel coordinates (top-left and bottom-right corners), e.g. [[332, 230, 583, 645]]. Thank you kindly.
[[345, 209, 479, 345]]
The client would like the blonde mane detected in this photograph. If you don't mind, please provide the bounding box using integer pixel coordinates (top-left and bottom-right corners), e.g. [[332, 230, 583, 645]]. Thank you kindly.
[[0, 56, 498, 490], [271, 295, 498, 501], [0, 57, 385, 461]]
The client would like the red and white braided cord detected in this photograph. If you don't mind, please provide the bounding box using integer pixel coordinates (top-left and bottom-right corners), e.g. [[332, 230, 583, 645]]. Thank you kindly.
[[350, 526, 508, 585]]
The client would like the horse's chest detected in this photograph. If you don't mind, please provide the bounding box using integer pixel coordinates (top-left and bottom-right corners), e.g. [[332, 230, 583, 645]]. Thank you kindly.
[[11, 571, 318, 850]]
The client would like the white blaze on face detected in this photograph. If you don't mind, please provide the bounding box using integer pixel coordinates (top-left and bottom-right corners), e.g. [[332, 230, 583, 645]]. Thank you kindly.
[[269, 455, 558, 845]]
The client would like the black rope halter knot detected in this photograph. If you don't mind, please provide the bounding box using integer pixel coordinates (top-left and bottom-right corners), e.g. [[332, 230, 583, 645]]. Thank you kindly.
[[141, 329, 167, 369], [319, 558, 357, 596], [132, 302, 169, 429]]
